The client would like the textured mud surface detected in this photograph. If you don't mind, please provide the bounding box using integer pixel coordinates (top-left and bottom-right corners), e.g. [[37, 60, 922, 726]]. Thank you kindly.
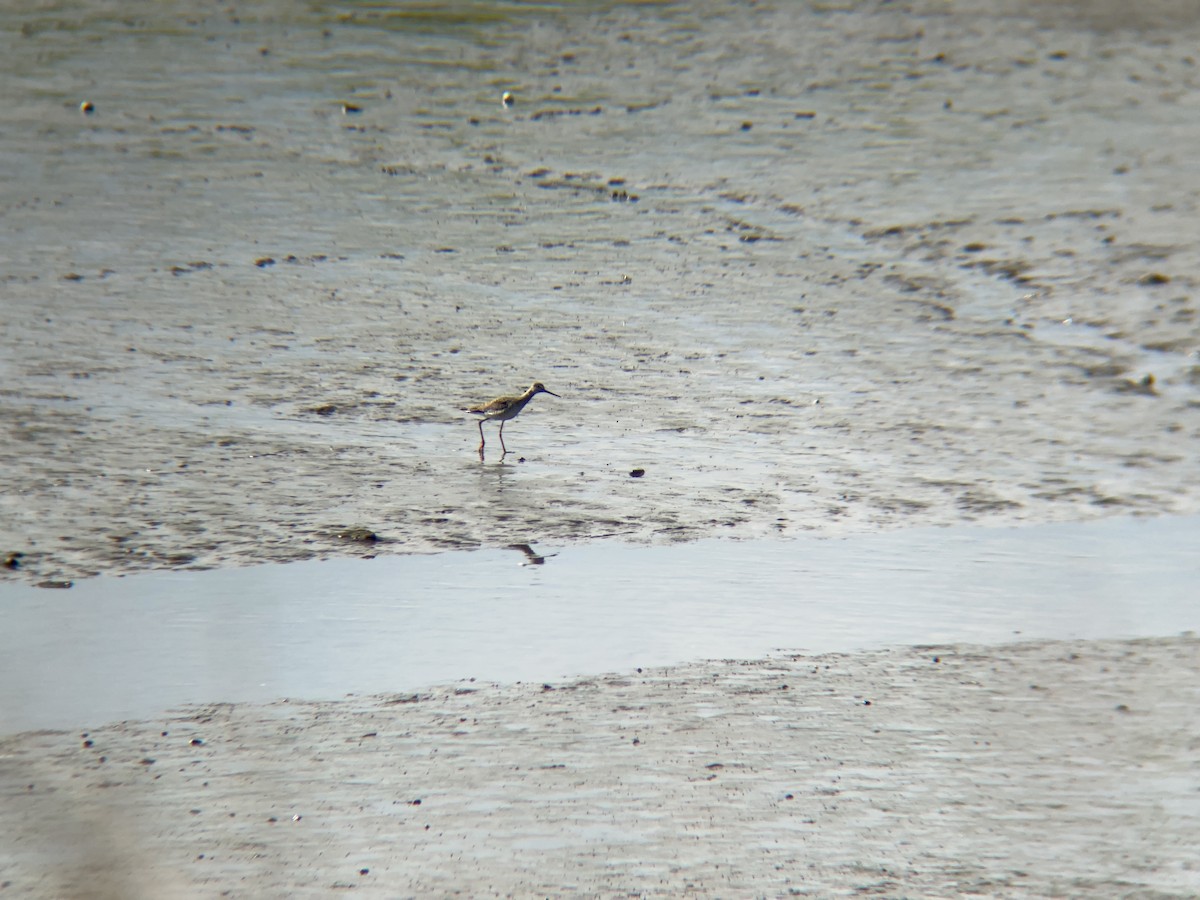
[[3, 0, 1200, 583], [2, 635, 1197, 897]]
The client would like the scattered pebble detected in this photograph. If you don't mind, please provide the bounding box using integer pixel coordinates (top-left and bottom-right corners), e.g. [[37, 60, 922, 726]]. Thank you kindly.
[[335, 527, 378, 543]]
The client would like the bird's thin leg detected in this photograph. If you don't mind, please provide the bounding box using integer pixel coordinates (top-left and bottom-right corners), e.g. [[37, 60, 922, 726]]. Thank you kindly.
[[477, 419, 486, 455], [498, 421, 508, 456]]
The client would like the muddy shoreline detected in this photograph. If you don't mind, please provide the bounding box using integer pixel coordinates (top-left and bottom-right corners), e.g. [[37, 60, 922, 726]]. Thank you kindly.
[[2, 0, 1199, 585], [3, 635, 1198, 897], [2, 4, 1199, 895]]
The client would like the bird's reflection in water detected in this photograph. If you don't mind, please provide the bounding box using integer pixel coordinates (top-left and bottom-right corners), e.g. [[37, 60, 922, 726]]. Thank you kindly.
[[505, 544, 552, 566]]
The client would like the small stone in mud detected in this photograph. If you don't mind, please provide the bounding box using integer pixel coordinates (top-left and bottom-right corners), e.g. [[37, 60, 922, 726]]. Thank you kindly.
[[342, 103, 362, 115], [740, 121, 753, 131], [309, 403, 337, 416], [190, 738, 204, 745], [36, 580, 73, 589], [254, 257, 275, 268], [630, 468, 645, 478], [3, 552, 22, 569], [336, 527, 378, 543], [1139, 272, 1170, 286], [501, 91, 514, 108], [80, 100, 95, 114]]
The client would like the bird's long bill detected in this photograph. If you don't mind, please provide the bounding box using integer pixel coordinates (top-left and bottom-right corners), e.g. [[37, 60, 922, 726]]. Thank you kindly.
[[541, 388, 561, 397]]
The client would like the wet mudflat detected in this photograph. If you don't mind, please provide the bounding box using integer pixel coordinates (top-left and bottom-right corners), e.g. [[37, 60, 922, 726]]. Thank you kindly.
[[2, 0, 1198, 583], [2, 3, 1200, 896], [3, 635, 1198, 898]]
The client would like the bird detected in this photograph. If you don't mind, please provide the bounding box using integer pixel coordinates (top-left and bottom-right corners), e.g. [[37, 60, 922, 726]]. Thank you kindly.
[[467, 381, 560, 458]]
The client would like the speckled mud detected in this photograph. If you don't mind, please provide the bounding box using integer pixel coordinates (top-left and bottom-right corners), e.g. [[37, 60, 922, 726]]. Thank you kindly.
[[2, 0, 1197, 583], [3, 635, 1198, 898], [2, 4, 1200, 896]]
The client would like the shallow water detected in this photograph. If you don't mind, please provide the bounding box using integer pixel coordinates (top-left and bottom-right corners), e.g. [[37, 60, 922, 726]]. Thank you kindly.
[[2, 512, 1196, 735]]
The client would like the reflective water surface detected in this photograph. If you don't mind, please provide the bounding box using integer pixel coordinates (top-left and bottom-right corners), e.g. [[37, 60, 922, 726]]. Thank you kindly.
[[2, 513, 1196, 734]]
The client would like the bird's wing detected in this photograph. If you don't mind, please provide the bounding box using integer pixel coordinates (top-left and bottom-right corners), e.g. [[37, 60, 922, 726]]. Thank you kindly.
[[468, 396, 513, 415]]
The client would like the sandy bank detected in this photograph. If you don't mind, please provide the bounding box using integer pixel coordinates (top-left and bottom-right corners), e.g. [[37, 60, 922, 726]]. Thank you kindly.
[[2, 634, 1196, 898]]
